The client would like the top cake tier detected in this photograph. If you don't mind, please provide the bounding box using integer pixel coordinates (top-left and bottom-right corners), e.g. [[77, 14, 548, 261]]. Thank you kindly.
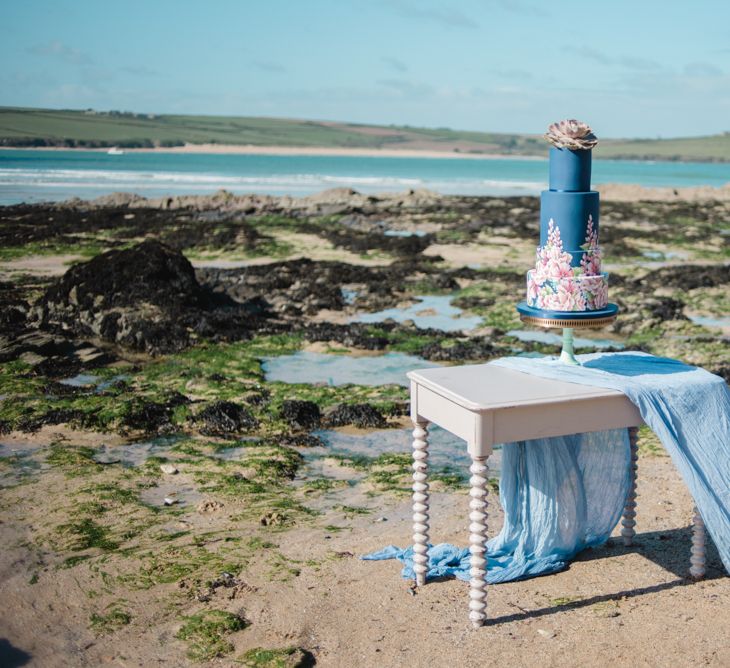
[[548, 146, 592, 192]]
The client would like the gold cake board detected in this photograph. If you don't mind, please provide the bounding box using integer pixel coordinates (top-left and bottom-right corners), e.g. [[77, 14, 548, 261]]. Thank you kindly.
[[519, 313, 618, 330]]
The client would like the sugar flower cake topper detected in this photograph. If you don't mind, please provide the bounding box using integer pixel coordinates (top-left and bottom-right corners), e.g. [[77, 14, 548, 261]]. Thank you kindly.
[[544, 119, 598, 150]]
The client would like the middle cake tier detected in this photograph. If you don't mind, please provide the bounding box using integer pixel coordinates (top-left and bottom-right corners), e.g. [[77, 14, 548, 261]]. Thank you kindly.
[[540, 189, 599, 250], [526, 270, 609, 311]]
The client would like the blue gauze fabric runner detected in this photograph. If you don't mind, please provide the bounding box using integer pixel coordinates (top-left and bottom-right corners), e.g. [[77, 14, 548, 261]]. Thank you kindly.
[[363, 352, 730, 583]]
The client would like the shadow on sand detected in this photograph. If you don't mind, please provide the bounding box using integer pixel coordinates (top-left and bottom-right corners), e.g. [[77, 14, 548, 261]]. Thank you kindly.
[[0, 639, 31, 667], [485, 525, 725, 626]]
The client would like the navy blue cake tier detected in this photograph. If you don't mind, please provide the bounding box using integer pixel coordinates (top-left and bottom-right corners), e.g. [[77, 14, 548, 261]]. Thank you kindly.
[[539, 190, 599, 250], [548, 146, 592, 191], [522, 119, 616, 315]]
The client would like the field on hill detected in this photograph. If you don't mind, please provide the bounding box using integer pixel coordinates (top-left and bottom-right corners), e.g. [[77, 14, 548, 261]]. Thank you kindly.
[[1, 107, 729, 162]]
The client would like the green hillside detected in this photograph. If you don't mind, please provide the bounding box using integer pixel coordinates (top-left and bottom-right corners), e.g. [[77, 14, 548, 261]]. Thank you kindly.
[[0, 107, 541, 154], [1, 106, 728, 162], [596, 134, 730, 162]]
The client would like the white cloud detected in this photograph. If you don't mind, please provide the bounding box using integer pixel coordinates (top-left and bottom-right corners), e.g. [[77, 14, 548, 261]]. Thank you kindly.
[[28, 40, 93, 66]]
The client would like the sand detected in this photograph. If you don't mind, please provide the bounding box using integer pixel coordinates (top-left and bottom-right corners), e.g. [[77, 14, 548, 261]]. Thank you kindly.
[[1, 143, 544, 161], [2, 192, 728, 667], [1, 439, 728, 667]]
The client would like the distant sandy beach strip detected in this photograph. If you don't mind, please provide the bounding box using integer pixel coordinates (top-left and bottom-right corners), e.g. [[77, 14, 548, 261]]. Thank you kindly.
[[1, 143, 543, 161]]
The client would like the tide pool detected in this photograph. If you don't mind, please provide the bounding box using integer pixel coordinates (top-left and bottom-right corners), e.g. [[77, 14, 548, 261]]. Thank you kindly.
[[261, 350, 438, 387], [352, 295, 483, 332]]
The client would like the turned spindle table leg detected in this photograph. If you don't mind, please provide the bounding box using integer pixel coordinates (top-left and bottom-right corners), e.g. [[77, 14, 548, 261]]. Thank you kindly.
[[689, 506, 707, 580], [412, 420, 430, 587], [621, 426, 639, 546], [468, 456, 489, 628]]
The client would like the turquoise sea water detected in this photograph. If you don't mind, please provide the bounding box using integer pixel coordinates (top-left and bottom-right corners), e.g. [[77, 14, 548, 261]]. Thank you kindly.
[[1, 149, 729, 204]]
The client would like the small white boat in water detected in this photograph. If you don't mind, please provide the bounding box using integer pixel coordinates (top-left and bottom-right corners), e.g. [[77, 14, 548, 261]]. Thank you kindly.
[[107, 147, 124, 155]]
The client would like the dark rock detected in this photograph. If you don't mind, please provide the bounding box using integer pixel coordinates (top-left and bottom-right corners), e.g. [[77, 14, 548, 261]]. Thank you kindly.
[[197, 400, 258, 436], [0, 280, 29, 337], [0, 331, 112, 376], [322, 227, 432, 256], [710, 364, 730, 384], [32, 240, 274, 354], [122, 392, 190, 435], [645, 264, 730, 290], [279, 400, 321, 430], [16, 408, 87, 433], [0, 331, 75, 362], [324, 403, 388, 429], [243, 390, 270, 407], [645, 297, 688, 322], [43, 380, 90, 397], [280, 433, 325, 448], [420, 338, 495, 362], [381, 400, 410, 417], [41, 239, 209, 312]]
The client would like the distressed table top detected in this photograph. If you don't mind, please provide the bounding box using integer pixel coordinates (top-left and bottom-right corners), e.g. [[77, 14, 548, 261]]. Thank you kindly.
[[408, 362, 642, 454], [408, 362, 627, 411]]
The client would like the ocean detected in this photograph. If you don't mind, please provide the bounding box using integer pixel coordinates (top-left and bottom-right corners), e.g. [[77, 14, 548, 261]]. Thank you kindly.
[[1, 149, 729, 205]]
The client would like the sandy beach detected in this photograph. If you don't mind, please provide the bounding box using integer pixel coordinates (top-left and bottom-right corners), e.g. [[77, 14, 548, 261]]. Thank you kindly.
[[0, 142, 543, 161], [0, 188, 728, 667]]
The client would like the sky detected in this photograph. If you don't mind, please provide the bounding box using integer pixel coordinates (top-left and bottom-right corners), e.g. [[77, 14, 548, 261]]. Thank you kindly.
[[1, 0, 729, 138]]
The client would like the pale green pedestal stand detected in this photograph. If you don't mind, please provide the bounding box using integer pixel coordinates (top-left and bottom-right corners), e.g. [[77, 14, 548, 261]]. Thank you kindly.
[[559, 327, 580, 366], [517, 313, 619, 366]]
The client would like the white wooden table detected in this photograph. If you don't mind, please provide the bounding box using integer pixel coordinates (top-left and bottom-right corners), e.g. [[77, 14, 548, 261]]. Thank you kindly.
[[407, 362, 707, 627]]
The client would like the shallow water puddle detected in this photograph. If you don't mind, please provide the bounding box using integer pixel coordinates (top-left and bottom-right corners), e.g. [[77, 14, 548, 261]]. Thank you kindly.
[[340, 287, 358, 304], [351, 294, 483, 332], [383, 229, 427, 237], [313, 426, 502, 475], [0, 440, 46, 458], [58, 373, 128, 392], [93, 436, 181, 467], [59, 373, 99, 387], [262, 350, 438, 387], [507, 329, 625, 350], [641, 250, 688, 261], [0, 442, 44, 487], [689, 314, 730, 330]]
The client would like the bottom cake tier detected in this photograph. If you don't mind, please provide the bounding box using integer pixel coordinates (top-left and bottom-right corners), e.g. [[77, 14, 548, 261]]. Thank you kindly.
[[526, 270, 609, 311]]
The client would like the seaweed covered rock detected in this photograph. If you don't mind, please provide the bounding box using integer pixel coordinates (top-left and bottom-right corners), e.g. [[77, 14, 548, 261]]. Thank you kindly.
[[0, 280, 30, 337], [196, 400, 258, 436], [632, 264, 730, 292], [279, 400, 321, 430], [44, 239, 209, 311], [280, 433, 325, 448], [645, 296, 688, 322], [32, 240, 272, 354], [324, 403, 387, 429], [419, 338, 495, 362], [122, 392, 190, 435], [710, 363, 730, 384], [0, 330, 111, 376]]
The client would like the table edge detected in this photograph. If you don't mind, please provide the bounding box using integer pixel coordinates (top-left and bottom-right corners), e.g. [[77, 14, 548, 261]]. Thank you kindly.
[[407, 365, 628, 412]]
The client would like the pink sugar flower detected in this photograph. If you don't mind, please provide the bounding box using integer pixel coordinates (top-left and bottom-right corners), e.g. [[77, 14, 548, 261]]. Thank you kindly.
[[527, 274, 541, 304], [542, 281, 587, 311]]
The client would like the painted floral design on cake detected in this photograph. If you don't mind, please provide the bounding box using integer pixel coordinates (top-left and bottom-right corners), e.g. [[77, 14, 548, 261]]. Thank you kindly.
[[526, 216, 608, 311], [579, 215, 602, 275]]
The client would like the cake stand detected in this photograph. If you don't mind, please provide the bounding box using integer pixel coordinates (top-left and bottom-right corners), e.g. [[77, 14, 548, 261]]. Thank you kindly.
[[516, 301, 619, 365]]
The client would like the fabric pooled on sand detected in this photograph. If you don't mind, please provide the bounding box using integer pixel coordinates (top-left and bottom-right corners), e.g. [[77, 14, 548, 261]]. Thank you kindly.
[[365, 428, 630, 583], [364, 352, 730, 582]]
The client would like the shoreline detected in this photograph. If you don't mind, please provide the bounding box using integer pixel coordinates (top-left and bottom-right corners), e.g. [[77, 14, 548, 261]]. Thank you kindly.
[[0, 143, 544, 161]]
